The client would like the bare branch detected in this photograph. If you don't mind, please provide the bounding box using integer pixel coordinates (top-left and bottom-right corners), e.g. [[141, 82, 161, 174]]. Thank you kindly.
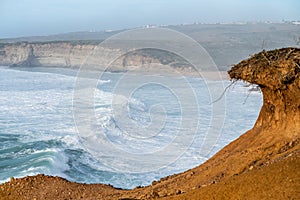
[[211, 80, 237, 104]]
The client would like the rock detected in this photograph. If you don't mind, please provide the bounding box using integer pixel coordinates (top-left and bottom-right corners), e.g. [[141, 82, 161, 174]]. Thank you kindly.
[[175, 189, 182, 194], [152, 180, 159, 186], [185, 171, 195, 179], [151, 190, 159, 198]]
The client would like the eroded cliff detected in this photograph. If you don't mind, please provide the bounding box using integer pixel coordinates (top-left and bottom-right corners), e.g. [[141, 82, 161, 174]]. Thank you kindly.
[[0, 42, 193, 74], [228, 48, 300, 137]]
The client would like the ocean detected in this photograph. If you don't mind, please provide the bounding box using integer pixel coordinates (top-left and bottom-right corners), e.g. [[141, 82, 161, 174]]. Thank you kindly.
[[0, 66, 262, 189]]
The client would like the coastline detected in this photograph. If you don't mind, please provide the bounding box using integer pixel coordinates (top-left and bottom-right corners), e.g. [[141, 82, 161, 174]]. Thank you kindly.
[[0, 47, 299, 199], [1, 150, 298, 199], [2, 64, 230, 80]]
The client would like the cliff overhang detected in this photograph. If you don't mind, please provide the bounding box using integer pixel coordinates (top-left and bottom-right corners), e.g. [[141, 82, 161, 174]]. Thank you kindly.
[[228, 48, 300, 137]]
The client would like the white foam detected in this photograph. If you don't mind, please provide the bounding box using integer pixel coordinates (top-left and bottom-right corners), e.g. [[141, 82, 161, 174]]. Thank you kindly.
[[0, 67, 263, 188]]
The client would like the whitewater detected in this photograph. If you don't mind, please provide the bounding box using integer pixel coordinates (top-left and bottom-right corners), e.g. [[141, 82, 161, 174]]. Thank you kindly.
[[0, 66, 262, 189]]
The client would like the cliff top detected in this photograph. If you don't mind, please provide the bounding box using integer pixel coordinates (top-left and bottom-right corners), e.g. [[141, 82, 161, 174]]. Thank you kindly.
[[229, 47, 300, 89]]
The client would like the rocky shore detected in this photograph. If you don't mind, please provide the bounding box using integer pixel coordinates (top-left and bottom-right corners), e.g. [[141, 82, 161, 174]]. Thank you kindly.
[[0, 47, 299, 199]]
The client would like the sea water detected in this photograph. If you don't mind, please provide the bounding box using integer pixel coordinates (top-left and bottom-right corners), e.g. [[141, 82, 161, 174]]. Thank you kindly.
[[0, 66, 262, 188]]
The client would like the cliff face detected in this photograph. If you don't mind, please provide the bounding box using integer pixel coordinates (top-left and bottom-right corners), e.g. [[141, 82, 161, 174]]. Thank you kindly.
[[0, 42, 194, 74], [0, 43, 33, 66], [228, 48, 300, 137], [0, 42, 116, 68]]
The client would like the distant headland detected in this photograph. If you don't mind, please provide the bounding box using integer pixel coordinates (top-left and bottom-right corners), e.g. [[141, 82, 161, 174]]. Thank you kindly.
[[1, 22, 299, 74]]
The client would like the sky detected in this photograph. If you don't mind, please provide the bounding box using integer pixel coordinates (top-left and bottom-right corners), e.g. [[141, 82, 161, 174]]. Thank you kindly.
[[0, 0, 299, 38]]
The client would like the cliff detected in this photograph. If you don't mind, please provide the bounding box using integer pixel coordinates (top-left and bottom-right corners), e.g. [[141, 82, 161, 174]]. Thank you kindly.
[[0, 48, 299, 199], [228, 48, 300, 136], [0, 42, 95, 68], [0, 42, 194, 74]]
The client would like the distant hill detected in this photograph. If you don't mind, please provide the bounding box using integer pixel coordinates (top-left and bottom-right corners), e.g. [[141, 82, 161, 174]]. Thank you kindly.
[[1, 22, 299, 70]]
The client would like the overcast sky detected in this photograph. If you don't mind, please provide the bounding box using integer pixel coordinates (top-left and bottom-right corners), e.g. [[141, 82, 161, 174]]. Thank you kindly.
[[0, 0, 299, 38]]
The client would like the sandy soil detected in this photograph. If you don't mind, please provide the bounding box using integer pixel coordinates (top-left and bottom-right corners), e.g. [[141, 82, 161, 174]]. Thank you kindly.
[[167, 151, 300, 200]]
